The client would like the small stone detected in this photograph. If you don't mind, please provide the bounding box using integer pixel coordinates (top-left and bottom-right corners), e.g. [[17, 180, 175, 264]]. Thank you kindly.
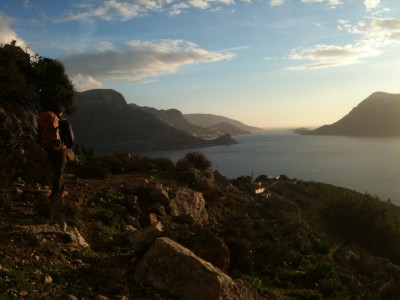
[[67, 295, 78, 300], [44, 274, 52, 285], [19, 290, 28, 297], [125, 225, 137, 232]]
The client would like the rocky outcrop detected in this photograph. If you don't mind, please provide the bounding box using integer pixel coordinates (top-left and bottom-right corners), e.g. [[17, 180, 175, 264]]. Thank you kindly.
[[0, 103, 38, 147], [170, 187, 208, 225], [134, 237, 264, 300], [129, 221, 164, 255]]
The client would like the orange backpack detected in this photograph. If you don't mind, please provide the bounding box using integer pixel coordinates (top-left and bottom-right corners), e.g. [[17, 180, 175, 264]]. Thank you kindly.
[[38, 111, 62, 150]]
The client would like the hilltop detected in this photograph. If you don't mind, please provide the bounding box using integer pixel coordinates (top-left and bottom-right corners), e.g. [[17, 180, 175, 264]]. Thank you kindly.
[[304, 92, 400, 136]]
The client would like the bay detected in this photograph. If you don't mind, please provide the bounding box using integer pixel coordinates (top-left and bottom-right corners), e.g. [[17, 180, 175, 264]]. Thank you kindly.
[[135, 130, 400, 205]]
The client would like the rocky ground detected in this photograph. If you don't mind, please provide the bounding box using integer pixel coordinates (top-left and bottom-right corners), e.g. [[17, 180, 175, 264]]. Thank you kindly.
[[1, 167, 400, 300]]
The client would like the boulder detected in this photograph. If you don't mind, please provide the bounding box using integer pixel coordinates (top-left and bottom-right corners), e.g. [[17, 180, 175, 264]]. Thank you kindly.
[[129, 222, 164, 255], [170, 227, 230, 272], [169, 187, 208, 225], [134, 237, 264, 300], [187, 228, 230, 272]]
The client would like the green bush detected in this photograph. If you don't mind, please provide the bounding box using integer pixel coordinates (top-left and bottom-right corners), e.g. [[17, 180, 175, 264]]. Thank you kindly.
[[176, 151, 212, 173], [321, 195, 400, 263]]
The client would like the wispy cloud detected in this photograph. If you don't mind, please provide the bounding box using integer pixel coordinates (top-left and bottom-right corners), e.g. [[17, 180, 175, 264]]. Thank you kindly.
[[271, 0, 343, 7], [56, 0, 238, 21], [301, 0, 343, 7], [55, 0, 356, 21], [57, 0, 142, 22], [286, 17, 400, 70], [63, 39, 236, 82], [269, 0, 284, 6]]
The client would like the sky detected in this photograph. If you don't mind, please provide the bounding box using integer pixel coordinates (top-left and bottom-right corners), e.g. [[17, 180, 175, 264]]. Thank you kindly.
[[0, 0, 399, 128]]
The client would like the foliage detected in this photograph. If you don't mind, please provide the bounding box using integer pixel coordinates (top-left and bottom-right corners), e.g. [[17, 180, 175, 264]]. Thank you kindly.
[[34, 57, 76, 114], [176, 151, 212, 174], [321, 195, 400, 263], [0, 41, 75, 114], [0, 188, 14, 211], [73, 153, 175, 179], [0, 41, 38, 105]]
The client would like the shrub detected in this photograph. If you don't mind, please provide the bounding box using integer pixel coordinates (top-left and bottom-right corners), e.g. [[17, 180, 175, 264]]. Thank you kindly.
[[74, 158, 108, 179], [321, 195, 400, 263], [176, 151, 212, 173]]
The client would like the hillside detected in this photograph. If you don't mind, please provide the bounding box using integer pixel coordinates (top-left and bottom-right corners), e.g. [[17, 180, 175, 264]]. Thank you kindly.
[[2, 89, 400, 299], [68, 89, 237, 154], [184, 113, 262, 132], [139, 106, 255, 138], [1, 152, 400, 299], [207, 122, 250, 135], [308, 92, 400, 136], [137, 106, 213, 138]]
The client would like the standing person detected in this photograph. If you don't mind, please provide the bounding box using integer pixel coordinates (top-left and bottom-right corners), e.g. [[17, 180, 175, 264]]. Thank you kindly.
[[38, 103, 67, 201]]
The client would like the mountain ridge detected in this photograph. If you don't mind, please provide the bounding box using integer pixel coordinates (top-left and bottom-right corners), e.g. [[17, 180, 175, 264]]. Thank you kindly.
[[306, 92, 400, 136], [68, 89, 238, 154], [184, 113, 262, 132]]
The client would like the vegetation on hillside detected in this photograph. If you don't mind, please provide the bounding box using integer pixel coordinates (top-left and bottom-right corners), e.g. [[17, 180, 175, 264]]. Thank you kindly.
[[1, 148, 400, 299]]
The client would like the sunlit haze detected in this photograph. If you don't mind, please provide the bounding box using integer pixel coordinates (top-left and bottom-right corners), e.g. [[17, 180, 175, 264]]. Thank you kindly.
[[1, 0, 399, 128]]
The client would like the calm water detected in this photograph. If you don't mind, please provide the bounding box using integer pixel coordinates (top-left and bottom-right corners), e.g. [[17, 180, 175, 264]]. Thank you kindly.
[[135, 130, 400, 205]]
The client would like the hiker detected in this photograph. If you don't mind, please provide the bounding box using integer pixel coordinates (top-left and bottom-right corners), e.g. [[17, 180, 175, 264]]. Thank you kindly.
[[38, 103, 68, 201]]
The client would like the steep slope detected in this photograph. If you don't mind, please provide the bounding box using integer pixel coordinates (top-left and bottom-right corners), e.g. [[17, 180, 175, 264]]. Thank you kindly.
[[68, 89, 237, 153], [309, 92, 400, 136], [137, 106, 212, 138], [184, 113, 262, 132]]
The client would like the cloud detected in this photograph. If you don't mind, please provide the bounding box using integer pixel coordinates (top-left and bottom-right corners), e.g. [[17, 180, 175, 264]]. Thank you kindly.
[[270, 0, 284, 6], [73, 74, 104, 91], [364, 0, 380, 11], [96, 41, 114, 52], [339, 17, 400, 46], [56, 0, 237, 21], [270, 0, 344, 6], [57, 0, 141, 22], [286, 17, 400, 70], [0, 13, 31, 52], [62, 39, 236, 82], [169, 3, 190, 15], [285, 44, 379, 70], [300, 0, 343, 6], [55, 0, 381, 22]]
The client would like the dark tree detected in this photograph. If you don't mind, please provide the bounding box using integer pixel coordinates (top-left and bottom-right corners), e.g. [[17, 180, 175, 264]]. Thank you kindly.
[[0, 40, 38, 105], [0, 41, 76, 115], [34, 57, 76, 115]]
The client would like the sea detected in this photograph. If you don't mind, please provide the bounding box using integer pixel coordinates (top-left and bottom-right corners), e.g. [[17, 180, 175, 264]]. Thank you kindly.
[[134, 130, 400, 206]]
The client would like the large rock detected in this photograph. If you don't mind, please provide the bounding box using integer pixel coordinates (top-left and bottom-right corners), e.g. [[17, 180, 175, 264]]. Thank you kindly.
[[129, 222, 164, 255], [134, 237, 264, 300], [171, 227, 231, 272], [169, 187, 208, 225]]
